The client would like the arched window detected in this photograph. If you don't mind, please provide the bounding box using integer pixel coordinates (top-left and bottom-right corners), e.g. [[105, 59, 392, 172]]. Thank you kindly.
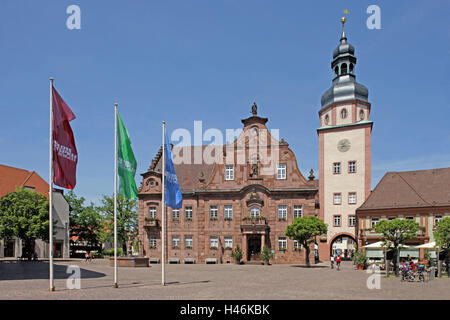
[[349, 63, 354, 73], [341, 63, 347, 75], [250, 206, 260, 217], [324, 114, 330, 125], [341, 108, 348, 119], [334, 66, 339, 76]]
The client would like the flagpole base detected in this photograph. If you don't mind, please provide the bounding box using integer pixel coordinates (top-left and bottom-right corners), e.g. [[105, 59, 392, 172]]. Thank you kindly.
[[114, 283, 119, 288], [49, 286, 55, 292]]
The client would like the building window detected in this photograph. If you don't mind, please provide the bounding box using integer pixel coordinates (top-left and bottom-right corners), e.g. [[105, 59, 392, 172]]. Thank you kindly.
[[359, 109, 365, 120], [225, 165, 234, 181], [349, 215, 356, 227], [185, 206, 193, 220], [148, 206, 157, 219], [333, 193, 342, 205], [210, 206, 218, 220], [278, 238, 287, 250], [348, 161, 356, 173], [325, 114, 330, 125], [348, 192, 357, 204], [277, 163, 286, 179], [149, 237, 157, 248], [224, 205, 233, 220], [210, 237, 219, 249], [406, 216, 414, 220], [388, 217, 396, 221], [172, 209, 180, 220], [333, 162, 341, 174], [293, 205, 303, 218], [371, 218, 380, 228], [172, 236, 180, 248], [334, 215, 341, 227], [341, 63, 347, 75], [224, 237, 233, 249], [293, 240, 301, 251], [250, 206, 260, 217], [434, 216, 443, 226], [341, 108, 348, 119], [185, 236, 193, 248], [23, 186, 35, 191], [278, 205, 287, 220]]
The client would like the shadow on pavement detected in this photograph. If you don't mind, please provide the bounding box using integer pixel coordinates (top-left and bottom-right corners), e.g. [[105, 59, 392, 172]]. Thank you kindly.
[[290, 265, 329, 269], [0, 261, 105, 281]]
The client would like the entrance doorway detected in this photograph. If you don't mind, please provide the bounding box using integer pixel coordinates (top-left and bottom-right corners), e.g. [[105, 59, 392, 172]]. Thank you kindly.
[[330, 235, 356, 260], [247, 236, 261, 261]]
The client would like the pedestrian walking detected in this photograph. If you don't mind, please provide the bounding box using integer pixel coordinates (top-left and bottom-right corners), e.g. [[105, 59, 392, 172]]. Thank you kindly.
[[336, 254, 342, 270], [330, 255, 335, 269]]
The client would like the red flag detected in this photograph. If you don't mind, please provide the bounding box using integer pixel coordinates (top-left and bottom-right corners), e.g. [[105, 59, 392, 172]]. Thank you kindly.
[[52, 86, 78, 189]]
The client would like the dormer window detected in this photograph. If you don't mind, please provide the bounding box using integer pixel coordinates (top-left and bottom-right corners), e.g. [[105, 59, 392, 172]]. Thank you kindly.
[[277, 163, 286, 179], [225, 165, 234, 181]]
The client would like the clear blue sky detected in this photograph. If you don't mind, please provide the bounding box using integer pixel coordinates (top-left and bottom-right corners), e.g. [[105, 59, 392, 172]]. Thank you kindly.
[[1, 0, 449, 204]]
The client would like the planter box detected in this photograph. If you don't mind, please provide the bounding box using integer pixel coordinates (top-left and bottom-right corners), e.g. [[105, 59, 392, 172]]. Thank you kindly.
[[109, 257, 149, 267]]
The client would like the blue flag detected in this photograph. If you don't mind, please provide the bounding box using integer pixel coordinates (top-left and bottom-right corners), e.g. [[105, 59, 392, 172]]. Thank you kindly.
[[164, 133, 183, 208]]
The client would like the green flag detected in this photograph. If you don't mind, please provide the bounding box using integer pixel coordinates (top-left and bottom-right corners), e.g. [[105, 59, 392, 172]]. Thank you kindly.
[[117, 112, 138, 199]]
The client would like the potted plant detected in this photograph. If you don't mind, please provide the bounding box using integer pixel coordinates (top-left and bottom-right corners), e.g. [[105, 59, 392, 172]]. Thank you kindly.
[[260, 246, 274, 265], [354, 249, 367, 270], [231, 246, 243, 264]]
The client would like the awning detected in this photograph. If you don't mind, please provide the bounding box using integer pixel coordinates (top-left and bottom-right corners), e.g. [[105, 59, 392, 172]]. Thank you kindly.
[[399, 249, 420, 258], [366, 249, 384, 258], [415, 241, 436, 249], [362, 241, 386, 248]]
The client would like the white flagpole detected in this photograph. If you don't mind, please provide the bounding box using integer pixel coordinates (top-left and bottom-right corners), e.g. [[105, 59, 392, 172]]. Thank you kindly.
[[161, 121, 166, 286], [49, 77, 55, 291], [114, 103, 118, 288]]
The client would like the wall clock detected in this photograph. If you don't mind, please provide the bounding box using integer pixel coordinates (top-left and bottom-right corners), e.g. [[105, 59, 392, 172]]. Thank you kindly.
[[337, 139, 351, 152]]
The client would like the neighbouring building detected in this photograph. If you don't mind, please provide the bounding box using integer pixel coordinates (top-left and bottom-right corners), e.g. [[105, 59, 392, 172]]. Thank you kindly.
[[356, 167, 450, 261], [0, 164, 70, 258], [138, 108, 320, 264], [317, 18, 372, 261]]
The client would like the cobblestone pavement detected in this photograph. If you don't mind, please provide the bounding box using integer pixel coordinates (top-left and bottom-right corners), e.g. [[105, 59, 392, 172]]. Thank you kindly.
[[0, 259, 448, 300]]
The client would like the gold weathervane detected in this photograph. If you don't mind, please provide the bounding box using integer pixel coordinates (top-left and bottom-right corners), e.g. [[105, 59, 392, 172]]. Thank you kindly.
[[342, 8, 349, 25]]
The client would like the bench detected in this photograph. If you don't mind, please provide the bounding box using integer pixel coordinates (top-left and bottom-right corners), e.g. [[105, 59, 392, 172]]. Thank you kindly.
[[205, 258, 218, 264], [168, 258, 180, 264], [184, 258, 195, 264], [149, 258, 160, 264]]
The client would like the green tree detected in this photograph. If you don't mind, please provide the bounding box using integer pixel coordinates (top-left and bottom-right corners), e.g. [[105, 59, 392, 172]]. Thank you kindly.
[[0, 188, 51, 260], [285, 216, 327, 267], [65, 191, 104, 247], [374, 219, 420, 276], [98, 194, 138, 255], [434, 217, 450, 277]]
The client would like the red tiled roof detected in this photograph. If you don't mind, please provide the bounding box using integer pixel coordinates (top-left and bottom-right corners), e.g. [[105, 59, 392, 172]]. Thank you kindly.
[[358, 167, 450, 211], [0, 164, 49, 198]]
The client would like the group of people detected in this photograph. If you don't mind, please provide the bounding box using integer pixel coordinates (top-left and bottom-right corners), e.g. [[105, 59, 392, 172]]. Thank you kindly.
[[330, 254, 342, 270]]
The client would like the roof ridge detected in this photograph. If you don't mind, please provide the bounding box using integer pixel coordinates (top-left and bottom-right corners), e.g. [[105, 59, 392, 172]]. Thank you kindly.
[[396, 172, 433, 206]]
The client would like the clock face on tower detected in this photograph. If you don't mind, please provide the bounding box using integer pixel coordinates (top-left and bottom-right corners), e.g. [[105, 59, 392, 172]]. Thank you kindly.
[[337, 139, 351, 152]]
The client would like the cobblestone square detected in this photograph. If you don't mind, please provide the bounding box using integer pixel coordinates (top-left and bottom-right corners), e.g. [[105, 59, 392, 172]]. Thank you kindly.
[[0, 259, 448, 300]]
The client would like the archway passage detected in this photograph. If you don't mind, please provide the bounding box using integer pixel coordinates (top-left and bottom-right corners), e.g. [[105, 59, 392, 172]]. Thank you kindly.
[[330, 234, 356, 261]]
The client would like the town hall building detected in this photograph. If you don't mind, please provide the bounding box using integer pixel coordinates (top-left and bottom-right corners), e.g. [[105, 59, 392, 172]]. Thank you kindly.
[[138, 18, 372, 264]]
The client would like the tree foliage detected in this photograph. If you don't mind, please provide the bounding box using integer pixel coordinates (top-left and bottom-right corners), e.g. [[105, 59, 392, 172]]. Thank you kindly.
[[434, 217, 450, 250], [0, 188, 51, 260], [98, 194, 138, 254], [65, 191, 103, 247], [374, 218, 420, 276], [285, 216, 327, 267]]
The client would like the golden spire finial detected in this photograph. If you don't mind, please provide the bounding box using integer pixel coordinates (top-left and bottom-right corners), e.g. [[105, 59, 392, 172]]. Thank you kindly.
[[341, 16, 346, 25]]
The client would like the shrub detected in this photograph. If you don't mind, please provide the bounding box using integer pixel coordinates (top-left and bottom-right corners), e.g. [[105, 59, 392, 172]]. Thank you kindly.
[[260, 246, 274, 263], [354, 249, 367, 266], [231, 246, 243, 264], [102, 248, 124, 256]]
